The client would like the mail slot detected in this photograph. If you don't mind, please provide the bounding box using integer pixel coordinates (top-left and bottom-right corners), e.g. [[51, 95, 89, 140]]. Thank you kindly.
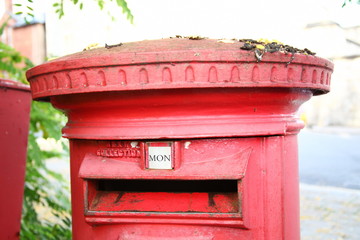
[[26, 38, 333, 239], [78, 137, 252, 230], [87, 179, 239, 213]]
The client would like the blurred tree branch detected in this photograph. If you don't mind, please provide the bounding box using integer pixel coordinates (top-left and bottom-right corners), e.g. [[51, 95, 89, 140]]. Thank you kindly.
[[14, 0, 134, 23], [342, 0, 360, 7]]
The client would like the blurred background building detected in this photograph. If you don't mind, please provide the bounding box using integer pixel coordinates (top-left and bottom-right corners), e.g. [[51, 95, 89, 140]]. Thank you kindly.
[[302, 21, 360, 127], [1, 0, 46, 65]]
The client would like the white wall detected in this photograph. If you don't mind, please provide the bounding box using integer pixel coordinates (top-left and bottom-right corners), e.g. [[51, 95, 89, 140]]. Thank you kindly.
[[45, 0, 360, 57]]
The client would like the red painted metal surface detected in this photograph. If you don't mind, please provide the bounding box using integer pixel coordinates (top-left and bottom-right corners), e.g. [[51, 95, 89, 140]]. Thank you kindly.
[[0, 79, 31, 240], [26, 38, 333, 239]]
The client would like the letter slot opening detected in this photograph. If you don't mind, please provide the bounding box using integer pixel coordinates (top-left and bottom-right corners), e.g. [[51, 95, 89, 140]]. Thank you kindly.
[[86, 179, 240, 214]]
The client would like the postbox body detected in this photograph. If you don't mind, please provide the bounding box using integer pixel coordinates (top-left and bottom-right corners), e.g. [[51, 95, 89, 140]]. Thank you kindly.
[[0, 79, 31, 240], [26, 39, 333, 240]]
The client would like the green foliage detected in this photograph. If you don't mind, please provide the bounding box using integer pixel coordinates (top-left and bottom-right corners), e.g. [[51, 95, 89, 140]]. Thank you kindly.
[[13, 0, 35, 24], [0, 19, 71, 239], [114, 0, 134, 23], [342, 0, 360, 7], [0, 43, 32, 80], [22, 102, 71, 240]]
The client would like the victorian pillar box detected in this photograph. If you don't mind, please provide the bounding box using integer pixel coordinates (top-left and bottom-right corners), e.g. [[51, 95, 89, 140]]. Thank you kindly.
[[26, 38, 333, 239]]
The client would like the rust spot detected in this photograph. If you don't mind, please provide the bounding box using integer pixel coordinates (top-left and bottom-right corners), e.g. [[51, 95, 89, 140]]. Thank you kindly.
[[130, 199, 144, 204], [114, 192, 125, 204], [91, 193, 102, 209], [208, 193, 216, 207]]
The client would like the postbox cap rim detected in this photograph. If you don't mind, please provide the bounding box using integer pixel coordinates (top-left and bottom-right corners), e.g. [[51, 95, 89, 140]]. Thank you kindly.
[[26, 38, 334, 100]]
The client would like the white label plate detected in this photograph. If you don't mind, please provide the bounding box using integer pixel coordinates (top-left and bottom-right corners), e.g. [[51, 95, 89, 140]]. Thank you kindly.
[[147, 144, 173, 169]]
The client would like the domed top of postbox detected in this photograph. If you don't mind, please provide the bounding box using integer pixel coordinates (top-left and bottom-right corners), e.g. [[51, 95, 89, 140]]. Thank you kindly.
[[26, 38, 334, 101]]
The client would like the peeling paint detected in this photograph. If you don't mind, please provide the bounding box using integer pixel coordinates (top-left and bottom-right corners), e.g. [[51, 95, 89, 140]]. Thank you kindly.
[[131, 141, 139, 148]]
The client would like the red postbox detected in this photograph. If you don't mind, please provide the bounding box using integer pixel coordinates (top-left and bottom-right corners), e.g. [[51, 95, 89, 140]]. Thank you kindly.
[[26, 39, 333, 239], [0, 79, 31, 240]]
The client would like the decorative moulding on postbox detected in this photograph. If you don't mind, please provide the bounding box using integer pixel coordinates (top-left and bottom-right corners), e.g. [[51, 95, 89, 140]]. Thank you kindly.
[[26, 38, 334, 101]]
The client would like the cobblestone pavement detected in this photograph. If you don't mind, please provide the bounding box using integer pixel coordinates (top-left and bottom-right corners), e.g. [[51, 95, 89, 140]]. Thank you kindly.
[[300, 183, 360, 240]]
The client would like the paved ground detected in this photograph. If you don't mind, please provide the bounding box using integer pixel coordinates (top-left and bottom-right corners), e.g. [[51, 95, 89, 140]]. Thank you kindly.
[[300, 183, 360, 240], [299, 127, 360, 240]]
